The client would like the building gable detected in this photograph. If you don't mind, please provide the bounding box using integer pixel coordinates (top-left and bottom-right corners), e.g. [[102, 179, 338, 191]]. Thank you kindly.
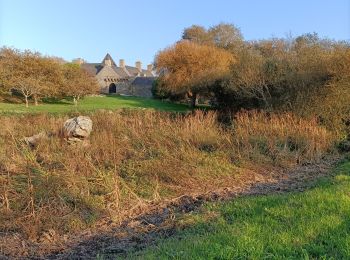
[[101, 53, 117, 67], [80, 54, 156, 97], [96, 65, 121, 80]]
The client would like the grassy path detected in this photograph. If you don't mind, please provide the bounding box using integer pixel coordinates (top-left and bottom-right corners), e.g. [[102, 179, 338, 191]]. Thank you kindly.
[[2, 157, 344, 259], [125, 158, 350, 259], [0, 95, 189, 114]]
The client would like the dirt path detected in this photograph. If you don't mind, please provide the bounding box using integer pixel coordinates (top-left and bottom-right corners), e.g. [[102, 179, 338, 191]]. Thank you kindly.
[[0, 157, 340, 259]]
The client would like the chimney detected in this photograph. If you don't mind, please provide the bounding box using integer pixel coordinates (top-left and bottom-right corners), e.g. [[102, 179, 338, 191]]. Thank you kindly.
[[119, 59, 125, 68], [135, 61, 142, 72], [147, 64, 153, 71], [73, 58, 85, 65]]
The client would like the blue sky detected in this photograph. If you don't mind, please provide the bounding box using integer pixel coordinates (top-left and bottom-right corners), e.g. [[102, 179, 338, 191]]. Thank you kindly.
[[0, 0, 349, 67]]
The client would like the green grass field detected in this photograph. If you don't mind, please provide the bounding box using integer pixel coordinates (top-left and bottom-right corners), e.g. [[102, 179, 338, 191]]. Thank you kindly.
[[0, 95, 189, 114], [129, 160, 350, 259]]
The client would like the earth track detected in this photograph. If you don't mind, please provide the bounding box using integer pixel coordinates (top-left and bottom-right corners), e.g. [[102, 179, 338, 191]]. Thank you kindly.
[[0, 156, 340, 259]]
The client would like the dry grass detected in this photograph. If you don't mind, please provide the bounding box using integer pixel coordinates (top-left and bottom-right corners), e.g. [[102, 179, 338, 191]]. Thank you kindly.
[[233, 111, 335, 166], [0, 110, 337, 240]]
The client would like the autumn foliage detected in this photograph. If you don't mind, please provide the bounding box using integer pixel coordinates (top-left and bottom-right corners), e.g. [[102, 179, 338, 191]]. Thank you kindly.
[[0, 48, 62, 107], [0, 47, 98, 106], [60, 63, 99, 105], [156, 24, 350, 133], [156, 41, 234, 107]]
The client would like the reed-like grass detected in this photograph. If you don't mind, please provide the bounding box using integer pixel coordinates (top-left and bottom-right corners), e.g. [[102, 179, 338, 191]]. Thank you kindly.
[[0, 110, 336, 240], [233, 111, 335, 166]]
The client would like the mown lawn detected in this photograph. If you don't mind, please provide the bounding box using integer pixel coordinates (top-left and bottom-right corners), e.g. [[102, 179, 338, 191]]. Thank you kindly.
[[0, 95, 189, 114], [129, 160, 350, 259]]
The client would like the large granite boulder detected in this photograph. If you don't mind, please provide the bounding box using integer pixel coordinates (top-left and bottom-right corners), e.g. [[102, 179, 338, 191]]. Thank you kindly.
[[62, 116, 93, 144], [23, 116, 93, 149]]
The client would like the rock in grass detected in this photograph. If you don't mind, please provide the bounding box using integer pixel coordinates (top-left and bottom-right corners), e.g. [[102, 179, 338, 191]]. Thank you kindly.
[[24, 131, 48, 148], [63, 116, 92, 143]]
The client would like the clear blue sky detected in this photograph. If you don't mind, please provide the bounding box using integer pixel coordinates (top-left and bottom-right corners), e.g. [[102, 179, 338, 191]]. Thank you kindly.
[[1, 0, 349, 67]]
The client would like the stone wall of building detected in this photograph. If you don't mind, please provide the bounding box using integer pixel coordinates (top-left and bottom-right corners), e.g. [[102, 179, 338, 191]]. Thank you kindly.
[[130, 83, 153, 98], [82, 54, 155, 98]]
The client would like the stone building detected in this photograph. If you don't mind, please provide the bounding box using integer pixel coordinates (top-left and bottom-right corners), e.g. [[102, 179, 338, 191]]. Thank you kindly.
[[81, 54, 155, 97]]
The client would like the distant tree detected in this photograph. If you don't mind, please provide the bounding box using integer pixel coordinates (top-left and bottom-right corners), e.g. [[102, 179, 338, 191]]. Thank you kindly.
[[0, 52, 6, 96], [0, 48, 62, 107], [155, 41, 235, 107], [182, 25, 212, 45], [182, 23, 244, 51], [294, 32, 320, 49], [60, 63, 98, 105], [208, 23, 243, 49]]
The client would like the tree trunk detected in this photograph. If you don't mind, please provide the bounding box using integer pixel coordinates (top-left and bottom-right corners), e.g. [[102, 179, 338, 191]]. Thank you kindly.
[[34, 94, 38, 106], [25, 96, 29, 108], [190, 93, 198, 108], [73, 97, 78, 106]]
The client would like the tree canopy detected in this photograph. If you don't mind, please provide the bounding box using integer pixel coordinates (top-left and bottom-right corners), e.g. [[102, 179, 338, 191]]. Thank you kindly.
[[182, 23, 243, 50], [0, 47, 99, 107], [60, 63, 99, 105], [0, 48, 62, 106], [155, 40, 235, 107]]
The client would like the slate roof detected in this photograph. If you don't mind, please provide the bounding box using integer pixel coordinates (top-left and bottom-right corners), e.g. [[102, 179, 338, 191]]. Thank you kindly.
[[102, 53, 117, 66], [81, 63, 103, 76], [113, 67, 130, 78], [125, 65, 140, 77], [142, 69, 154, 77], [131, 77, 156, 86], [81, 54, 155, 79]]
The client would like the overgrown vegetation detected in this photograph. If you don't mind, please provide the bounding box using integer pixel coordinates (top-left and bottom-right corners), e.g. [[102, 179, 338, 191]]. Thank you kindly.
[[155, 41, 234, 107], [0, 110, 335, 241], [155, 24, 350, 134], [129, 160, 350, 259], [0, 22, 349, 257]]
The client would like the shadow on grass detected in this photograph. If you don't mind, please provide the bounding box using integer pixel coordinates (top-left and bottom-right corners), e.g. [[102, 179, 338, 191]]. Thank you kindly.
[[42, 98, 73, 105], [103, 94, 190, 111]]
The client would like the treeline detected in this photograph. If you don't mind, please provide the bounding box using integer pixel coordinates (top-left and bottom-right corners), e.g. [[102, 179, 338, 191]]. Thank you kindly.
[[0, 48, 98, 107], [154, 23, 350, 133]]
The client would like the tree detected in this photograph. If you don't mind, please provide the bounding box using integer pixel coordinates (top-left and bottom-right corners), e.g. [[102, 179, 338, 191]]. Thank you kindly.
[[227, 48, 271, 107], [0, 48, 62, 107], [182, 25, 212, 45], [0, 52, 6, 96], [60, 63, 98, 105], [208, 23, 243, 49], [182, 23, 244, 51], [155, 41, 235, 107]]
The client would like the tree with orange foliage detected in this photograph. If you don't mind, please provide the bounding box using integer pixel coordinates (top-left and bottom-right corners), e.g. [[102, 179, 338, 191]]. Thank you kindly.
[[0, 47, 62, 107], [60, 63, 99, 106], [155, 41, 235, 107]]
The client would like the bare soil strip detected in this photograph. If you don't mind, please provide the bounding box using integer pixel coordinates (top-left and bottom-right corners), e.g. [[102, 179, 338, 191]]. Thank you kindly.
[[0, 157, 340, 259]]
